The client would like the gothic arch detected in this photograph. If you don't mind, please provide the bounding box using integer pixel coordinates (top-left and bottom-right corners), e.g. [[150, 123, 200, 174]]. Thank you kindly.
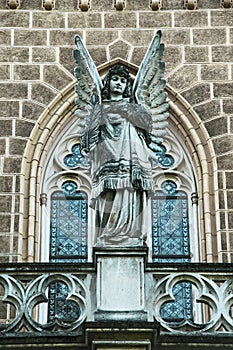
[[20, 62, 217, 262]]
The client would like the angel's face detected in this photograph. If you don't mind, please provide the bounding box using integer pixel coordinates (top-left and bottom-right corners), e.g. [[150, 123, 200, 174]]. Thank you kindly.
[[109, 74, 127, 97]]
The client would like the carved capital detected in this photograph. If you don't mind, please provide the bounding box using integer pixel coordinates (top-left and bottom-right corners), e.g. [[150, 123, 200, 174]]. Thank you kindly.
[[42, 0, 55, 10], [79, 0, 90, 11], [40, 193, 48, 206], [114, 0, 125, 10], [150, 0, 162, 10], [221, 0, 233, 8], [6, 0, 20, 9], [184, 0, 197, 10]]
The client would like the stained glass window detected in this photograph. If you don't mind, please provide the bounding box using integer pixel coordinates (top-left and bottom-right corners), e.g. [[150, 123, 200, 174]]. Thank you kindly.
[[49, 181, 88, 321], [152, 180, 192, 321], [63, 143, 89, 169]]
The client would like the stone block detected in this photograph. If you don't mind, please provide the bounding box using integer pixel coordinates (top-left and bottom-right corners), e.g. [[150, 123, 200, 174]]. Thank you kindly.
[[218, 190, 225, 209], [43, 64, 73, 91], [227, 191, 233, 209], [217, 154, 233, 170], [201, 64, 228, 81], [220, 212, 226, 229], [0, 176, 13, 192], [185, 46, 209, 63], [15, 120, 35, 138], [226, 172, 233, 189], [0, 120, 12, 137], [229, 231, 233, 250], [0, 83, 28, 99], [0, 65, 10, 80], [0, 11, 29, 27], [0, 195, 12, 213], [221, 231, 227, 250], [212, 46, 233, 63], [124, 30, 157, 48], [0, 101, 19, 118], [32, 11, 65, 28], [213, 83, 233, 98], [50, 29, 82, 46], [0, 29, 11, 46], [181, 83, 211, 106], [193, 100, 220, 121], [105, 12, 137, 28], [167, 65, 198, 91], [204, 116, 228, 138], [31, 82, 58, 105], [131, 47, 147, 66], [87, 46, 107, 67], [213, 135, 233, 156], [223, 99, 233, 114], [59, 47, 76, 75], [16, 0, 39, 9], [211, 10, 233, 27], [163, 46, 183, 74], [14, 30, 47, 47], [0, 215, 11, 232], [22, 101, 44, 121], [14, 64, 40, 81], [56, 0, 77, 11], [228, 212, 233, 229], [0, 139, 5, 154], [4, 157, 22, 174], [32, 47, 57, 63], [0, 235, 10, 252], [139, 12, 172, 28], [198, 0, 220, 8], [109, 40, 131, 61], [174, 11, 208, 28], [68, 12, 102, 28], [0, 48, 29, 63], [162, 29, 190, 45], [86, 30, 118, 46], [193, 28, 226, 45], [9, 137, 27, 155]]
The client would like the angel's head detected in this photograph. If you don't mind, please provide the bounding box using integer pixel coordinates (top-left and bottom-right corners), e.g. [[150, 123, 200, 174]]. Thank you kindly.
[[101, 65, 132, 100]]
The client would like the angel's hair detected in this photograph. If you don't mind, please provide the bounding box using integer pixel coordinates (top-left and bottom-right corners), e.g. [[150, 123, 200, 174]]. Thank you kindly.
[[101, 64, 132, 100]]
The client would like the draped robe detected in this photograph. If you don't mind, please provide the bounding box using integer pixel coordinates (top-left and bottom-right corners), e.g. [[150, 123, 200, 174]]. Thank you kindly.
[[81, 98, 154, 246]]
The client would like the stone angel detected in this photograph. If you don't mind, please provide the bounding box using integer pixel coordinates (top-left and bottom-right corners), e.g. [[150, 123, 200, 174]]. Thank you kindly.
[[73, 31, 169, 247]]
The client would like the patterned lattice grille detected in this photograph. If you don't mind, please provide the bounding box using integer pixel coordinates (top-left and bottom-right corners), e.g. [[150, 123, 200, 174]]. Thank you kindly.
[[152, 180, 192, 321], [49, 181, 88, 322]]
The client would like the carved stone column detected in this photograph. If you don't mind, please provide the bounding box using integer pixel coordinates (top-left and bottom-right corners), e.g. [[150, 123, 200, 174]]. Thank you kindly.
[[94, 247, 148, 321]]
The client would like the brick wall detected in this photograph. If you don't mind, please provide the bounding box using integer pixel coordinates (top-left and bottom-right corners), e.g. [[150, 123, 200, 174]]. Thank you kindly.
[[0, 0, 233, 262]]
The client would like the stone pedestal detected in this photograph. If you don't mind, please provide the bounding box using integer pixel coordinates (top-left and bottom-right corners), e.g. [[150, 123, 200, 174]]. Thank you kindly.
[[94, 247, 148, 321]]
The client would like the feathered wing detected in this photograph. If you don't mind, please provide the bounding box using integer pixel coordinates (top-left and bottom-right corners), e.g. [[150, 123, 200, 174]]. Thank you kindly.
[[73, 35, 103, 133], [133, 30, 169, 148]]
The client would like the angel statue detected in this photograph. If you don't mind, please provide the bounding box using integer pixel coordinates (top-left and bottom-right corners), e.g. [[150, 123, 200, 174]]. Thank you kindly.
[[73, 30, 169, 247]]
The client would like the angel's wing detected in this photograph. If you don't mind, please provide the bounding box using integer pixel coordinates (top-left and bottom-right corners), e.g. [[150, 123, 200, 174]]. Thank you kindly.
[[133, 30, 169, 145], [73, 35, 103, 133]]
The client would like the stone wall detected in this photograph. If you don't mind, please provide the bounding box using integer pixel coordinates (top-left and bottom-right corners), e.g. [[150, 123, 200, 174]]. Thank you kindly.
[[0, 0, 233, 262]]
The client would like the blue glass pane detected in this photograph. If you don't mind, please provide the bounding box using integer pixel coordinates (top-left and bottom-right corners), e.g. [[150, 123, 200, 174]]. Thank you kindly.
[[152, 180, 192, 321], [152, 144, 174, 168], [63, 144, 89, 169]]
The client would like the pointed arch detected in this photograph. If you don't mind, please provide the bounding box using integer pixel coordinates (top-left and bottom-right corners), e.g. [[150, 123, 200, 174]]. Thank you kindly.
[[19, 62, 217, 263]]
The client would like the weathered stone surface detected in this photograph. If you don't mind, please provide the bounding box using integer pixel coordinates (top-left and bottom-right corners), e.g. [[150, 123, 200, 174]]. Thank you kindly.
[[185, 46, 209, 63], [15, 120, 35, 138], [0, 29, 11, 46], [9, 138, 27, 155], [228, 212, 233, 229], [14, 65, 40, 81], [0, 234, 10, 251], [86, 30, 118, 46], [68, 12, 102, 28], [4, 157, 22, 174], [43, 65, 73, 91], [204, 116, 228, 138], [181, 83, 211, 106], [50, 30, 83, 46], [0, 48, 29, 63], [174, 11, 208, 28], [213, 135, 233, 156], [59, 47, 76, 75], [0, 11, 29, 27], [167, 65, 198, 91], [221, 231, 227, 250], [14, 30, 47, 46], [0, 83, 28, 99], [163, 46, 183, 73], [31, 82, 58, 105], [162, 29, 190, 45], [0, 215, 11, 232], [105, 12, 137, 28], [87, 47, 108, 67], [22, 101, 44, 121], [212, 46, 233, 62], [193, 28, 226, 45], [0, 120, 12, 137], [0, 65, 10, 80], [201, 64, 228, 81], [227, 191, 233, 209], [32, 12, 65, 28], [194, 100, 220, 121], [0, 195, 12, 212], [222, 99, 233, 114], [217, 154, 233, 170], [139, 12, 172, 28], [226, 172, 233, 189], [213, 83, 233, 98], [0, 139, 5, 154], [131, 47, 148, 66], [220, 212, 226, 229], [32, 47, 57, 63], [218, 190, 225, 209], [0, 176, 13, 193], [0, 101, 19, 118], [121, 30, 155, 47], [211, 10, 233, 27], [109, 40, 131, 61]]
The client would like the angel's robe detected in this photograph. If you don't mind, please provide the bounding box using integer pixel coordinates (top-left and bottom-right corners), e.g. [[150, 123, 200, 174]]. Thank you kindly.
[[81, 98, 155, 246]]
